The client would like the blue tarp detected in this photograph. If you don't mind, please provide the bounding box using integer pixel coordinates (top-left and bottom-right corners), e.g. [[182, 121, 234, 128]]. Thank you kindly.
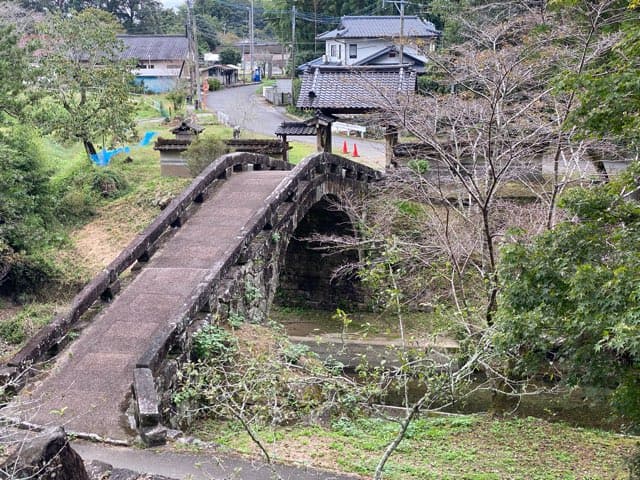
[[89, 146, 131, 166], [89, 130, 157, 166], [139, 131, 157, 146]]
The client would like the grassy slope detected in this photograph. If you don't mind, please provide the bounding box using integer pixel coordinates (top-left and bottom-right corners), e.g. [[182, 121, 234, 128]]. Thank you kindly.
[[192, 415, 636, 479]]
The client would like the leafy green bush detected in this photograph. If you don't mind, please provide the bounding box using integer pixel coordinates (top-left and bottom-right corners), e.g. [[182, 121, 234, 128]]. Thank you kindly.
[[0, 317, 26, 344], [0, 251, 59, 295], [496, 163, 640, 428], [282, 342, 312, 365], [167, 87, 187, 115], [0, 127, 55, 252], [407, 159, 430, 174], [185, 134, 229, 176], [192, 324, 236, 361], [208, 78, 222, 91], [87, 168, 128, 198], [56, 189, 96, 224]]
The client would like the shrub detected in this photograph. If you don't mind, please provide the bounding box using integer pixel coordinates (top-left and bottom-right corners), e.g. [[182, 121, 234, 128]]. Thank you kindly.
[[192, 324, 236, 361], [0, 251, 59, 296], [0, 317, 26, 344], [208, 78, 222, 91], [185, 134, 229, 176], [167, 87, 187, 115], [57, 189, 96, 224], [87, 168, 128, 198]]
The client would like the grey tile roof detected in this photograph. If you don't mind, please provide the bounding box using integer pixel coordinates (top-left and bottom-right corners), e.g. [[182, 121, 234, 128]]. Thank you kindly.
[[296, 65, 417, 112], [275, 122, 317, 136], [297, 56, 341, 73], [317, 16, 439, 40], [117, 35, 189, 62]]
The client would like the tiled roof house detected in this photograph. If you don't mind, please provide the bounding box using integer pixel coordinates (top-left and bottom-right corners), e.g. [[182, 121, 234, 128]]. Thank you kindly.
[[117, 35, 189, 93], [296, 65, 417, 113], [298, 16, 439, 73]]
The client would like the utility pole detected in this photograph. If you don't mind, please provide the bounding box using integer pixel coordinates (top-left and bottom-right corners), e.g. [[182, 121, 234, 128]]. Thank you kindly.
[[186, 0, 201, 108], [291, 5, 296, 83], [383, 0, 407, 66], [249, 0, 255, 81], [192, 0, 202, 109], [399, 0, 405, 65], [186, 0, 194, 102]]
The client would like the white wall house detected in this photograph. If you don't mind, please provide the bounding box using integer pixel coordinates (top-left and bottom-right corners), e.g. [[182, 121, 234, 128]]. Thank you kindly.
[[117, 35, 189, 93], [303, 16, 439, 73]]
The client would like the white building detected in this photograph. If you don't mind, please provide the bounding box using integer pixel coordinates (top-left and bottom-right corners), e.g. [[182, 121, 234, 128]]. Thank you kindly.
[[299, 16, 439, 73]]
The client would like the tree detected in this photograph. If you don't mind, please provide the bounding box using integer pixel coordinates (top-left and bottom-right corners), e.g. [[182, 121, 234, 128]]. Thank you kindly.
[[0, 24, 34, 121], [34, 8, 137, 158], [219, 47, 241, 65], [0, 22, 55, 290], [564, 18, 640, 146], [496, 163, 640, 428]]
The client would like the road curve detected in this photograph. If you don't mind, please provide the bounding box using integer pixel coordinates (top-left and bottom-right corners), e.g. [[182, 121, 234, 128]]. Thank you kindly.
[[205, 84, 386, 169]]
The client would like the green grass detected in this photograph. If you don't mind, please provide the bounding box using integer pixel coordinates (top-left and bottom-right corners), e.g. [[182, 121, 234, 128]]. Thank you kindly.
[[0, 303, 59, 358], [288, 142, 316, 164], [190, 414, 637, 479], [270, 304, 438, 338]]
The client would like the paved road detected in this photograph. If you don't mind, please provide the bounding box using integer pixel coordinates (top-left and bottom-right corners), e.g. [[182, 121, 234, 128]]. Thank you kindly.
[[205, 84, 386, 170], [74, 440, 362, 480], [5, 171, 289, 442]]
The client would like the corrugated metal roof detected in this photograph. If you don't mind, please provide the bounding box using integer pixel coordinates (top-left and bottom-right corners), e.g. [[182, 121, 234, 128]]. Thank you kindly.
[[317, 16, 439, 40], [117, 35, 189, 61], [296, 65, 417, 112]]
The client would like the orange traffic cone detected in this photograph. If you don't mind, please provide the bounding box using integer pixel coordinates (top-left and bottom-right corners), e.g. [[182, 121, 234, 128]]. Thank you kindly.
[[342, 140, 349, 154], [352, 143, 360, 157]]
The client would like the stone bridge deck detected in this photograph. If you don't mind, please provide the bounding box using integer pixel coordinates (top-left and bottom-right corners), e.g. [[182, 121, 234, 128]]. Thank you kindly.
[[8, 171, 288, 442]]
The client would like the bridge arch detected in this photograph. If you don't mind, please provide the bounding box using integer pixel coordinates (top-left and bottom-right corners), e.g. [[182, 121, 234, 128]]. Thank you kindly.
[[276, 192, 364, 311]]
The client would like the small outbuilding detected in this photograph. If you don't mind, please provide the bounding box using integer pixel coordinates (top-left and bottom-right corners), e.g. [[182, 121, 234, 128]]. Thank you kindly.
[[155, 120, 205, 177]]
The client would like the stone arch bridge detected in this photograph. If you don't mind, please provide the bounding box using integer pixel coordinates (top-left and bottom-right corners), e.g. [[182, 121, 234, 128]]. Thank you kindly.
[[2, 152, 381, 445]]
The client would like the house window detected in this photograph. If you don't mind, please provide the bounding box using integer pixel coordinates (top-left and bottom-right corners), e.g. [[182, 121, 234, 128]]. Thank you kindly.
[[349, 44, 357, 59], [339, 45, 342, 59], [330, 44, 337, 57]]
